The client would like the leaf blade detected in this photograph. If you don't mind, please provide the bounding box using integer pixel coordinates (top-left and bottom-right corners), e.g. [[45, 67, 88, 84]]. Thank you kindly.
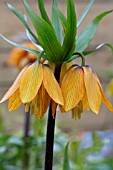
[[63, 142, 70, 170], [6, 3, 39, 44], [62, 0, 77, 61], [23, 0, 62, 63], [77, 0, 94, 27], [37, 0, 52, 27], [76, 10, 113, 53], [52, 0, 63, 43]]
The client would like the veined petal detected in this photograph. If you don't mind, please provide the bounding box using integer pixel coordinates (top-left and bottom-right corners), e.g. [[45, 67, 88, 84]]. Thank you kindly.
[[60, 63, 67, 85], [60, 62, 73, 85], [61, 67, 85, 112], [33, 94, 45, 119], [0, 65, 28, 103], [43, 65, 64, 105], [94, 73, 113, 112], [38, 84, 51, 113], [20, 63, 43, 103], [83, 67, 101, 114], [82, 93, 90, 110], [8, 89, 22, 111]]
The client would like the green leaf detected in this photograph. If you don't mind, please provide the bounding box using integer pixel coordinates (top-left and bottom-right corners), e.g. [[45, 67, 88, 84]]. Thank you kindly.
[[76, 10, 113, 53], [67, 43, 113, 62], [77, 0, 94, 27], [63, 142, 70, 170], [62, 0, 77, 61], [54, 7, 67, 33], [52, 0, 63, 44], [6, 3, 39, 44], [0, 34, 47, 60], [23, 0, 62, 63], [37, 0, 52, 27], [83, 43, 113, 55]]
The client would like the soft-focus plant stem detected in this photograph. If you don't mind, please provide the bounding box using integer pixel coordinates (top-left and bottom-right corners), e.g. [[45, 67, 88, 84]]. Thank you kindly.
[[24, 110, 30, 138], [44, 65, 61, 170], [22, 110, 30, 170]]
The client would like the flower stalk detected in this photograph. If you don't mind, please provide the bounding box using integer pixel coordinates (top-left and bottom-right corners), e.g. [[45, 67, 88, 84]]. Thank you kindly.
[[44, 65, 61, 170]]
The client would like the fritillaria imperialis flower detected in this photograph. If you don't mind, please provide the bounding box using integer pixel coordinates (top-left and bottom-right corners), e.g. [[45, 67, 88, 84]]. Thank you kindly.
[[7, 42, 44, 68], [0, 62, 64, 119], [60, 65, 113, 119]]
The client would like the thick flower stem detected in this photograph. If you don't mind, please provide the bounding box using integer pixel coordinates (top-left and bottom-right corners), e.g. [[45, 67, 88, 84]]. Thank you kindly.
[[22, 110, 30, 170], [44, 65, 61, 170], [24, 110, 30, 138]]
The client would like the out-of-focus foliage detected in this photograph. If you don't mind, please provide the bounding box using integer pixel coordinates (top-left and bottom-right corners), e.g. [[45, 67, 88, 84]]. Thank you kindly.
[[0, 117, 113, 170]]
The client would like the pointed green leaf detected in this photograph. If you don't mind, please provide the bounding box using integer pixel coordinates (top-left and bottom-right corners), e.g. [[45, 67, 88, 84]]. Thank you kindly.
[[52, 0, 63, 44], [77, 0, 94, 27], [23, 0, 62, 63], [83, 43, 113, 55], [37, 0, 52, 27], [62, 0, 77, 61], [76, 10, 113, 53], [6, 3, 39, 44], [0, 34, 47, 60], [54, 7, 67, 33], [63, 142, 70, 170], [67, 43, 113, 62]]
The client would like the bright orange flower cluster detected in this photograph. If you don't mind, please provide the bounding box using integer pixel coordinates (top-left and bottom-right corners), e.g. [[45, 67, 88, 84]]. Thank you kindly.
[[1, 63, 113, 119], [7, 42, 44, 69]]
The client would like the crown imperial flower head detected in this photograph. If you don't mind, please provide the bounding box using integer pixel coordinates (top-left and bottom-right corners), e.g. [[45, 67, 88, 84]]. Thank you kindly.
[[0, 62, 64, 119], [61, 65, 113, 115]]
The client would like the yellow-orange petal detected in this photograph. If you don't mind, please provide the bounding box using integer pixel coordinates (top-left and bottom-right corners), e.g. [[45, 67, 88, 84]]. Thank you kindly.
[[94, 73, 113, 112], [60, 105, 66, 113], [82, 93, 90, 110], [8, 89, 22, 111], [25, 103, 30, 112], [61, 67, 85, 112], [83, 67, 101, 114], [60, 62, 73, 85], [39, 84, 51, 113], [0, 66, 28, 103], [20, 63, 43, 103], [43, 65, 64, 105], [51, 100, 57, 118], [60, 63, 67, 85], [32, 94, 45, 119]]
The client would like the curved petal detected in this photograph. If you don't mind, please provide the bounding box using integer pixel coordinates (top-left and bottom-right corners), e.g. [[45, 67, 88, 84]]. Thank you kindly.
[[94, 73, 113, 112], [82, 93, 90, 110], [61, 67, 85, 112], [43, 65, 64, 105], [0, 65, 28, 103], [83, 67, 101, 114], [38, 84, 51, 113], [60, 63, 67, 85], [8, 89, 22, 111], [20, 63, 43, 103]]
